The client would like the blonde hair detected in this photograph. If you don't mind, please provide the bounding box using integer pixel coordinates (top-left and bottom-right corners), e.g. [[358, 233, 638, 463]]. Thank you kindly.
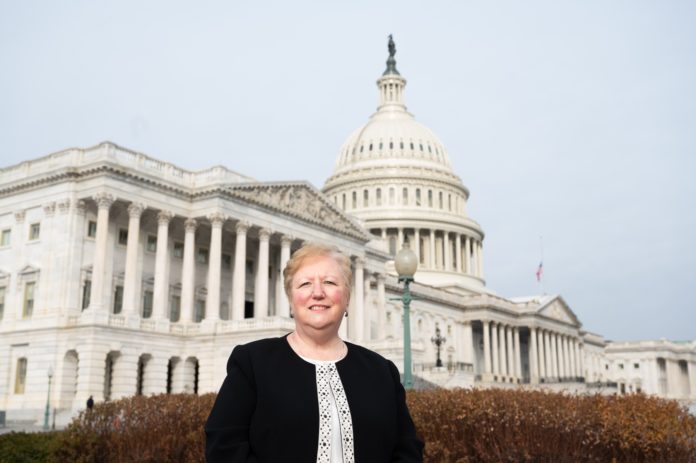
[[283, 243, 353, 301]]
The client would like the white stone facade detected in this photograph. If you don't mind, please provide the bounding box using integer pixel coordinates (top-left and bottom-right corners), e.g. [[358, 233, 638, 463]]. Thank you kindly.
[[1, 48, 693, 426]]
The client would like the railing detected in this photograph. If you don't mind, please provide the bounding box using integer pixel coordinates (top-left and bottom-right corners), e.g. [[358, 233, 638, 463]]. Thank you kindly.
[[416, 362, 474, 373]]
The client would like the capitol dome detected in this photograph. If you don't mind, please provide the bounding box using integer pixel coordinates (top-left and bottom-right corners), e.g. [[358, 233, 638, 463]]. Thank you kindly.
[[323, 37, 488, 293]]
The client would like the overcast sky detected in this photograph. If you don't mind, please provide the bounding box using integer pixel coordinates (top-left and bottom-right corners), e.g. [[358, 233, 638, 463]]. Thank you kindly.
[[1, 1, 694, 341]]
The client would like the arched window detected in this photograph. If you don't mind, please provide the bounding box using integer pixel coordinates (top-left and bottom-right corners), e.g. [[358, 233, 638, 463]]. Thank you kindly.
[[352, 191, 357, 209], [363, 189, 369, 207], [439, 191, 443, 209], [415, 189, 421, 206], [402, 188, 408, 205], [427, 190, 433, 207], [376, 188, 382, 206], [389, 187, 395, 205]]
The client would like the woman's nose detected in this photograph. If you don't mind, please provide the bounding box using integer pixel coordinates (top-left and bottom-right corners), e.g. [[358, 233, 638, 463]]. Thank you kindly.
[[311, 281, 325, 297]]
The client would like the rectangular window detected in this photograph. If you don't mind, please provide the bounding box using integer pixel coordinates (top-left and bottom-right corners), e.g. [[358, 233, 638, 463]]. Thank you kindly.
[[222, 253, 232, 270], [428, 190, 433, 207], [402, 188, 408, 205], [195, 299, 205, 323], [415, 189, 421, 206], [439, 192, 443, 209], [197, 247, 209, 264], [352, 191, 357, 209], [170, 295, 181, 322], [376, 188, 382, 206], [173, 241, 184, 258], [87, 220, 97, 238], [146, 235, 157, 252], [0, 286, 5, 320], [14, 358, 27, 394], [118, 229, 128, 245], [1, 228, 11, 246], [634, 363, 640, 369], [113, 285, 124, 314], [448, 194, 452, 211], [363, 189, 369, 207], [28, 223, 40, 241], [81, 280, 91, 310], [142, 290, 154, 318], [23, 282, 35, 318], [389, 187, 395, 205]]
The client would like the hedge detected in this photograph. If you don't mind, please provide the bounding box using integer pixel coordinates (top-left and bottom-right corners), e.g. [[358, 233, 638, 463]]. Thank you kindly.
[[1, 389, 694, 462]]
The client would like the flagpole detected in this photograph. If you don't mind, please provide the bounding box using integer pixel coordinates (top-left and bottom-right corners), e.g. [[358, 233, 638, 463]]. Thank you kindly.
[[539, 236, 544, 295]]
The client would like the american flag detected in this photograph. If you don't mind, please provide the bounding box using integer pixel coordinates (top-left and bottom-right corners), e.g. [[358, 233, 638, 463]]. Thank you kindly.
[[535, 261, 543, 282]]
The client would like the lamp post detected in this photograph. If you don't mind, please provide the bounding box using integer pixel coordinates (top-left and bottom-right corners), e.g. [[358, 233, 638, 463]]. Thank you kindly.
[[43, 365, 53, 431], [431, 325, 447, 368], [395, 241, 418, 390]]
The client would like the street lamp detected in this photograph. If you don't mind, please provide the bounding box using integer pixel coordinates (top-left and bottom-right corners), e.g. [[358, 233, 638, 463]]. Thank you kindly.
[[431, 325, 447, 368], [395, 241, 418, 390], [43, 365, 53, 431]]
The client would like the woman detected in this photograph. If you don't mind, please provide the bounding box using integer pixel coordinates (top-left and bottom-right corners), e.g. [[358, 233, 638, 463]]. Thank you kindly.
[[205, 243, 424, 462]]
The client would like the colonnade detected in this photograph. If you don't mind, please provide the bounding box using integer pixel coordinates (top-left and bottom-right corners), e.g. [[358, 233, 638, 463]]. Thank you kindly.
[[376, 227, 483, 278], [84, 193, 384, 342], [527, 327, 584, 383], [481, 321, 523, 382]]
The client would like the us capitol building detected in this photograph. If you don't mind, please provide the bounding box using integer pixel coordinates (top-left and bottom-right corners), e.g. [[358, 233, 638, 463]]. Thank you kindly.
[[1, 40, 694, 425]]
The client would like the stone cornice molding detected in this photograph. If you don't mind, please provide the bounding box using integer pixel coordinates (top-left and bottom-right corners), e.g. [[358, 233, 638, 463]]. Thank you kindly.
[[128, 202, 147, 218], [207, 212, 227, 227], [184, 218, 198, 232], [93, 192, 115, 209], [324, 170, 468, 197], [43, 202, 56, 217], [224, 182, 370, 241], [157, 210, 174, 225]]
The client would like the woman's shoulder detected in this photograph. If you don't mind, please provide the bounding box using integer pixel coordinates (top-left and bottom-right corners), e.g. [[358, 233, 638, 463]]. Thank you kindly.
[[235, 335, 288, 355], [345, 341, 394, 368]]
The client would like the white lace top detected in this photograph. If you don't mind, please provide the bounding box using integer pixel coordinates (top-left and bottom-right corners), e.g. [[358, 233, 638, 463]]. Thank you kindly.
[[299, 356, 355, 463]]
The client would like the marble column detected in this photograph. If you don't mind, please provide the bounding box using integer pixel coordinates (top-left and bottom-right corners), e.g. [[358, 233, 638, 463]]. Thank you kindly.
[[89, 193, 114, 311], [376, 274, 386, 340], [152, 211, 173, 320], [277, 235, 292, 318], [455, 234, 462, 273], [569, 338, 577, 379], [478, 241, 484, 279], [482, 320, 491, 376], [491, 322, 500, 377], [499, 324, 508, 378], [507, 326, 515, 380], [463, 321, 474, 365], [444, 232, 451, 271], [464, 236, 471, 275], [543, 331, 551, 379], [205, 213, 226, 322], [550, 333, 559, 379], [514, 327, 522, 380], [397, 228, 404, 251], [413, 229, 420, 263], [562, 336, 570, 379], [538, 329, 546, 380], [529, 328, 538, 382], [123, 203, 145, 317], [180, 219, 197, 323], [429, 229, 435, 269], [352, 258, 365, 342], [578, 343, 585, 379], [232, 221, 249, 320], [254, 228, 271, 318]]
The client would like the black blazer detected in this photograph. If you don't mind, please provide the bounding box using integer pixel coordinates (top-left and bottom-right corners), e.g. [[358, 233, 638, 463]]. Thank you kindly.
[[205, 336, 424, 462]]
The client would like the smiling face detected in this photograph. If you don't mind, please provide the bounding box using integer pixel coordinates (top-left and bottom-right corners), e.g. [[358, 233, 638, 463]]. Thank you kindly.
[[290, 256, 349, 335]]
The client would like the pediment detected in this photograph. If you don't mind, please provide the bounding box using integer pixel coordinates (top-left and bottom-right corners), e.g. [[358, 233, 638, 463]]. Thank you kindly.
[[538, 296, 580, 327], [18, 264, 40, 275], [224, 182, 370, 241]]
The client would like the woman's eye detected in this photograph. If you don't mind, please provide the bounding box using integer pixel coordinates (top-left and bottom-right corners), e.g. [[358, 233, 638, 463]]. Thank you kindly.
[[298, 282, 311, 288], [324, 280, 336, 286]]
